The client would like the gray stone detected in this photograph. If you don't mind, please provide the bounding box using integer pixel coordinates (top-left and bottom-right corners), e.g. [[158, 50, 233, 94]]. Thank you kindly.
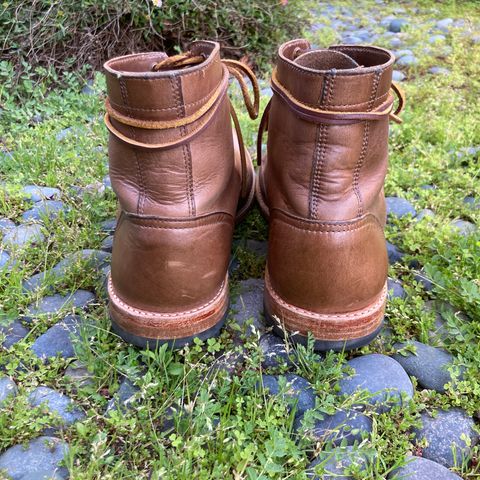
[[392, 341, 463, 393], [230, 278, 264, 336], [307, 446, 368, 479], [100, 235, 114, 252], [31, 315, 82, 362], [81, 80, 94, 95], [55, 128, 73, 142], [415, 209, 435, 221], [429, 34, 446, 43], [0, 436, 69, 480], [260, 333, 295, 369], [386, 197, 417, 219], [437, 18, 453, 33], [0, 217, 15, 232], [343, 36, 363, 44], [258, 374, 316, 417], [393, 49, 413, 58], [106, 378, 140, 414], [386, 241, 405, 264], [0, 319, 28, 348], [392, 70, 406, 82], [28, 386, 85, 429], [245, 239, 268, 257], [27, 290, 95, 316], [389, 19, 407, 33], [387, 278, 406, 300], [450, 219, 477, 236], [22, 186, 61, 203], [22, 201, 66, 222], [295, 409, 372, 446], [389, 37, 404, 48], [464, 196, 480, 209], [0, 377, 17, 405], [63, 360, 94, 389], [3, 224, 45, 248], [23, 249, 110, 292], [102, 175, 112, 189], [19, 471, 64, 479], [413, 270, 434, 291], [338, 354, 413, 413], [396, 55, 418, 67], [389, 456, 462, 479], [429, 66, 450, 75], [414, 409, 479, 468], [0, 250, 17, 271], [99, 219, 116, 234]]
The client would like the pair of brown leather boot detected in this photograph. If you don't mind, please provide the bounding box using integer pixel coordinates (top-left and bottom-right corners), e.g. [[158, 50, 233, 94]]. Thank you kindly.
[[103, 39, 404, 351]]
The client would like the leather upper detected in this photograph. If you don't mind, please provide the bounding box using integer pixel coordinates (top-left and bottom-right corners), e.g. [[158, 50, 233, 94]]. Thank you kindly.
[[260, 40, 394, 315]]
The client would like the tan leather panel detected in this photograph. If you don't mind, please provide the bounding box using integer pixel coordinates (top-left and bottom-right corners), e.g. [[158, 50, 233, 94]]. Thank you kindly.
[[267, 210, 388, 314], [111, 212, 234, 314]]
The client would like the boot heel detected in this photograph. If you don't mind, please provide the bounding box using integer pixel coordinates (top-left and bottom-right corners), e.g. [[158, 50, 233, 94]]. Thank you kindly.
[[263, 269, 385, 352]]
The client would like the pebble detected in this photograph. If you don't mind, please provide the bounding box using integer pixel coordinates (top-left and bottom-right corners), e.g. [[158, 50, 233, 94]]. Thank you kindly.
[[389, 456, 462, 479], [0, 250, 16, 271], [392, 70, 406, 82], [260, 333, 295, 369], [258, 374, 316, 417], [389, 37, 403, 48], [413, 270, 434, 291], [23, 249, 110, 292], [429, 66, 450, 75], [392, 341, 463, 393], [2, 224, 45, 248], [100, 235, 114, 252], [106, 378, 140, 414], [393, 49, 413, 58], [55, 128, 73, 142], [338, 354, 413, 412], [415, 208, 435, 221], [343, 36, 363, 44], [102, 175, 112, 189], [28, 386, 85, 429], [230, 278, 264, 336], [414, 409, 479, 468], [429, 34, 446, 43], [63, 360, 95, 389], [436, 18, 453, 33], [31, 315, 82, 362], [386, 197, 417, 219], [0, 436, 69, 480], [464, 196, 480, 209], [450, 219, 477, 236], [307, 446, 368, 479], [81, 80, 94, 95], [386, 241, 405, 264], [389, 19, 407, 33], [387, 278, 406, 300], [0, 318, 29, 348], [0, 217, 15, 232], [396, 54, 418, 67], [0, 377, 18, 405], [99, 219, 117, 234], [22, 200, 66, 222], [295, 409, 372, 446], [22, 186, 61, 203], [27, 290, 95, 317]]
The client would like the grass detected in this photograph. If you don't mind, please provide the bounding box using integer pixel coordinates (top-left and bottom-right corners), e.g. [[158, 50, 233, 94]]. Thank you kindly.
[[1, 0, 480, 478]]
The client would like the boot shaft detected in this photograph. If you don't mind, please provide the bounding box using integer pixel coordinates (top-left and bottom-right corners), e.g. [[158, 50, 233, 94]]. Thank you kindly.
[[104, 41, 239, 218], [264, 40, 395, 222]]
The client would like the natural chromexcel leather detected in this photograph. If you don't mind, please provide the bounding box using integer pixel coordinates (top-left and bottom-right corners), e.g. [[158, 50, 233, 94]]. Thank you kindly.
[[257, 40, 400, 349], [104, 41, 255, 346]]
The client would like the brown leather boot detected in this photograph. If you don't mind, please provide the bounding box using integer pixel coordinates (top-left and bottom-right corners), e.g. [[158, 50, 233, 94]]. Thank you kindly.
[[256, 40, 404, 351], [103, 41, 258, 348]]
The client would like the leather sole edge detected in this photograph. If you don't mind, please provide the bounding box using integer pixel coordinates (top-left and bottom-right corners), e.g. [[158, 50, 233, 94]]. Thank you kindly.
[[108, 275, 229, 347], [264, 269, 386, 351]]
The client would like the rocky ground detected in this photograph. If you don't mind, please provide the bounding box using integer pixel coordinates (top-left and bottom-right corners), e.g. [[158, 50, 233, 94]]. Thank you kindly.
[[0, 0, 479, 479]]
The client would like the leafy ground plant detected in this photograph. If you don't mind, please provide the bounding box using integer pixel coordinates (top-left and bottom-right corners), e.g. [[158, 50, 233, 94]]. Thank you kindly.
[[0, 0, 480, 479]]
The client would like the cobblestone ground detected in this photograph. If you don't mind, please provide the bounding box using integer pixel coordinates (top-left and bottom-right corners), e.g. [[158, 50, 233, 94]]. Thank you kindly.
[[0, 1, 479, 479]]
